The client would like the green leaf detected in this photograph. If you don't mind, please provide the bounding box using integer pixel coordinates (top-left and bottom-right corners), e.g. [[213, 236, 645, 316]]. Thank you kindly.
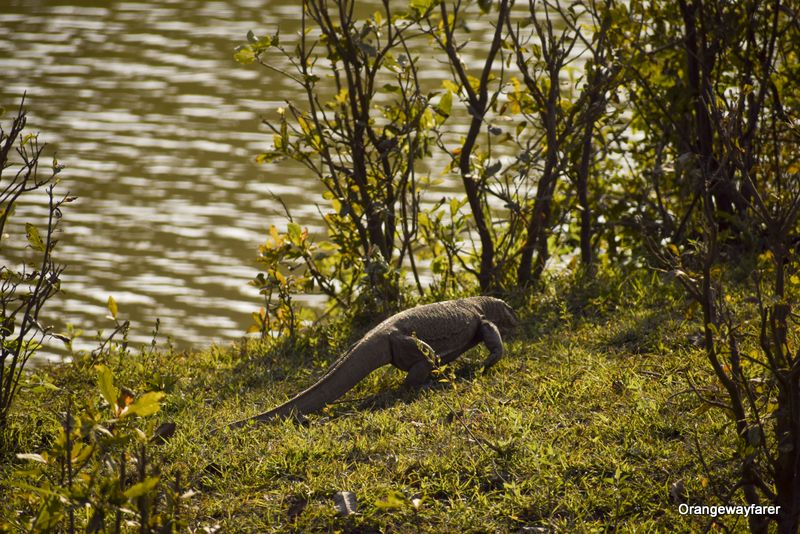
[[122, 391, 165, 418], [23, 381, 60, 394], [234, 46, 255, 64], [478, 0, 492, 13], [123, 476, 160, 499], [375, 491, 407, 509], [13, 482, 64, 498], [107, 295, 118, 319], [436, 91, 452, 119], [25, 223, 45, 252], [431, 256, 445, 274], [96, 365, 119, 409], [449, 198, 460, 217], [485, 161, 502, 177], [410, 0, 437, 15], [287, 223, 302, 245]]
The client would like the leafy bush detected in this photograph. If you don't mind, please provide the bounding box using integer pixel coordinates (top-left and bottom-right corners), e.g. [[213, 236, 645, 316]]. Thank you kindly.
[[2, 365, 186, 533], [0, 98, 72, 434]]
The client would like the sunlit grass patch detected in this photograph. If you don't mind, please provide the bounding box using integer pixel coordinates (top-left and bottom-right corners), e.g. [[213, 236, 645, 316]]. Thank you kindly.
[[1, 277, 734, 532]]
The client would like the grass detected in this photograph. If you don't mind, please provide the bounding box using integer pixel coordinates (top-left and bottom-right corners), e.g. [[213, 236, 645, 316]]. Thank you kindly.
[[1, 271, 749, 532]]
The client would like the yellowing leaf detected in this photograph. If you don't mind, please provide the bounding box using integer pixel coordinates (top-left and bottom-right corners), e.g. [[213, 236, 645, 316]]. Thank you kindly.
[[420, 108, 435, 130], [119, 387, 135, 407], [233, 46, 255, 64], [298, 116, 312, 135], [436, 91, 453, 119], [441, 79, 460, 93], [107, 295, 118, 319], [268, 225, 283, 246], [96, 365, 119, 410], [25, 223, 45, 252], [287, 223, 302, 245], [122, 391, 165, 418]]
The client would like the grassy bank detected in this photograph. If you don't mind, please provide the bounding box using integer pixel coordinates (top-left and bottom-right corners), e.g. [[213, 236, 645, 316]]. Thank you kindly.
[[1, 272, 743, 532]]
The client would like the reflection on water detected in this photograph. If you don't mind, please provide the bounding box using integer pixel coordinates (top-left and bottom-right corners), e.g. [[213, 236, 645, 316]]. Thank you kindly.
[[0, 0, 499, 362]]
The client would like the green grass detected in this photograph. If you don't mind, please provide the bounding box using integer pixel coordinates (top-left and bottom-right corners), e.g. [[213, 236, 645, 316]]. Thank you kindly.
[[1, 273, 749, 532]]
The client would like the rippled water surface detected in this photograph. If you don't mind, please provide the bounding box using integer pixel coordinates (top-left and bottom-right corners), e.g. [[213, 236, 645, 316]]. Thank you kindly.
[[0, 0, 335, 360], [1, 0, 506, 362]]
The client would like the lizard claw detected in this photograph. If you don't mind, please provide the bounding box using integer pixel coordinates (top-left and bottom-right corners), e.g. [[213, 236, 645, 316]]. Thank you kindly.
[[482, 353, 501, 372]]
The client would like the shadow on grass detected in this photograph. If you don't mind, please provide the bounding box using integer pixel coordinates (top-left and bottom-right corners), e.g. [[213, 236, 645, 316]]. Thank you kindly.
[[593, 307, 693, 356], [346, 357, 490, 415]]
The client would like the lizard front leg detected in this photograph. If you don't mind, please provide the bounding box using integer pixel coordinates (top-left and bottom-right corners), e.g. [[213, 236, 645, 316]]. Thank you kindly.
[[479, 320, 504, 370]]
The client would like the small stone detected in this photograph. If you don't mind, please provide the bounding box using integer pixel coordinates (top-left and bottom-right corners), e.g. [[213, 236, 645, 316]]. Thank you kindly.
[[669, 479, 686, 503], [150, 422, 176, 444], [334, 491, 358, 516]]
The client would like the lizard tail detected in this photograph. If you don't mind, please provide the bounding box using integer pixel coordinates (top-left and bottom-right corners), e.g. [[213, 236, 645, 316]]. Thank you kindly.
[[226, 337, 389, 430]]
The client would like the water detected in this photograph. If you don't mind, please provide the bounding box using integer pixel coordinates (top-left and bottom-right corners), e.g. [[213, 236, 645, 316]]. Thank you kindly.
[[0, 0, 511, 362], [0, 0, 338, 361]]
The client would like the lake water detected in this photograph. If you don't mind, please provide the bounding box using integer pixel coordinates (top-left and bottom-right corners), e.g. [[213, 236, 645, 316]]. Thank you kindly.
[[0, 0, 507, 362]]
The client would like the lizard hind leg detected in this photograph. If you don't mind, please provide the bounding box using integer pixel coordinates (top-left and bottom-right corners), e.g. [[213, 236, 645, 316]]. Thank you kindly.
[[403, 359, 434, 388], [389, 332, 437, 388]]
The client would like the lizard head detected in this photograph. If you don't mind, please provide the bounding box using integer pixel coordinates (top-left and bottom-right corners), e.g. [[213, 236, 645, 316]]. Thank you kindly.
[[480, 297, 519, 331]]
